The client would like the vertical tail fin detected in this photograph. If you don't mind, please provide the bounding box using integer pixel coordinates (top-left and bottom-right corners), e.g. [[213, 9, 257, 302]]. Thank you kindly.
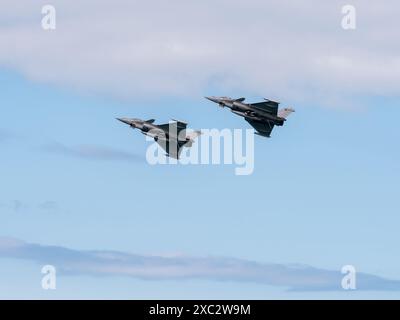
[[278, 108, 295, 119]]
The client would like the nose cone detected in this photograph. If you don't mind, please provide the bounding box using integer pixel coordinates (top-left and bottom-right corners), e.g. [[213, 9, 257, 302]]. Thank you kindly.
[[205, 96, 220, 104], [116, 117, 132, 125]]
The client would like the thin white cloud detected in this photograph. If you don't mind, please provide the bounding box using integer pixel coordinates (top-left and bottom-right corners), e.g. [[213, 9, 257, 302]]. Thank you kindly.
[[0, 0, 399, 106], [1, 237, 399, 291]]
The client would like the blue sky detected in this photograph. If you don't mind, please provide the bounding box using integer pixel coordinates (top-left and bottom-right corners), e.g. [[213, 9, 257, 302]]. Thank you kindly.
[[1, 1, 400, 299], [1, 69, 400, 299]]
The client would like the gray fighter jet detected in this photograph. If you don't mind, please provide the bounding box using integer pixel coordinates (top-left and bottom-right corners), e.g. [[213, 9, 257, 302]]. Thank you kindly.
[[205, 96, 295, 137], [117, 117, 201, 159]]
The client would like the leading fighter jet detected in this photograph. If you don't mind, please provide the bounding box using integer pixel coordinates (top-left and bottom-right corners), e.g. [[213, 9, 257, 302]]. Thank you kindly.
[[205, 96, 295, 137], [117, 117, 201, 159]]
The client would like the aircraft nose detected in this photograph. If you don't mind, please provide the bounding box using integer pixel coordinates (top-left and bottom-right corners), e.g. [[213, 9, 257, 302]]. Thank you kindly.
[[116, 118, 132, 125], [205, 96, 220, 103]]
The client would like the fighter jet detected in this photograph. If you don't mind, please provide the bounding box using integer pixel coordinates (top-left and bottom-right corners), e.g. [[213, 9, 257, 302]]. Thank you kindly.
[[117, 117, 201, 159], [205, 96, 295, 137]]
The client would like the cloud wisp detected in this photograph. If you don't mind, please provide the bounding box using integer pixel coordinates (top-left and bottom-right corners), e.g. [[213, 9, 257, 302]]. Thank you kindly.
[[1, 237, 399, 291], [0, 200, 59, 214], [0, 128, 15, 142], [42, 142, 143, 163]]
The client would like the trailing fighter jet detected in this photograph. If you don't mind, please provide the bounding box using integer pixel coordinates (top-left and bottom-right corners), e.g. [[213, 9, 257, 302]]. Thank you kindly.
[[205, 96, 295, 137], [117, 117, 201, 159]]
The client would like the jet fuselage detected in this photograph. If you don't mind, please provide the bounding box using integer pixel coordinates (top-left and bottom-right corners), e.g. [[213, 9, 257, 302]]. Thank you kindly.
[[117, 118, 185, 141], [206, 97, 285, 126]]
